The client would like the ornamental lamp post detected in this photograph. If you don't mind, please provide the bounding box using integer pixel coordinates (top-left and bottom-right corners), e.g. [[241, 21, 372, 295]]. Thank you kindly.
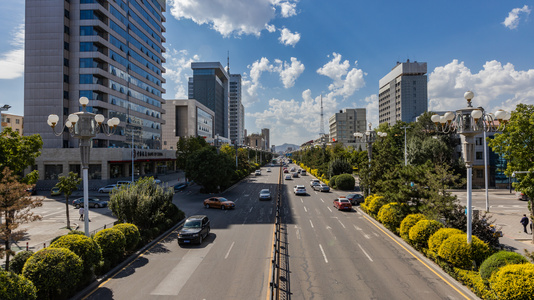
[[431, 91, 510, 243], [354, 123, 387, 196], [47, 97, 120, 236]]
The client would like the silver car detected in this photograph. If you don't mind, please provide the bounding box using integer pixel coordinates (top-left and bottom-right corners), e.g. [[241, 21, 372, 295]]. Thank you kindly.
[[259, 189, 271, 200], [98, 184, 117, 193]]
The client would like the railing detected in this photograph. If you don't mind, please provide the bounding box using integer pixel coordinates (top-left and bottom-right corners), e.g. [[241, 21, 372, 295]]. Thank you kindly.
[[270, 165, 283, 299]]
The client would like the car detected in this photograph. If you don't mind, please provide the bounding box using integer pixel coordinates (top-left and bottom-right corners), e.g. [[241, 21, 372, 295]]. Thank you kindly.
[[292, 172, 299, 178], [153, 178, 162, 184], [310, 179, 321, 188], [26, 187, 37, 195], [50, 187, 61, 196], [290, 167, 296, 172], [178, 215, 210, 245], [317, 183, 330, 192], [333, 197, 352, 211], [259, 189, 271, 200], [346, 193, 365, 205], [516, 191, 530, 201], [283, 168, 289, 173], [98, 184, 117, 193], [203, 197, 235, 210], [267, 168, 271, 172], [173, 183, 188, 192], [300, 170, 306, 176], [284, 174, 292, 180], [72, 197, 108, 209], [116, 181, 131, 186], [294, 185, 306, 195], [255, 170, 261, 176]]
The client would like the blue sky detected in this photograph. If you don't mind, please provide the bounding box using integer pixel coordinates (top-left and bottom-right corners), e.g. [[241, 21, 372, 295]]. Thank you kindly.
[[1, 0, 533, 146]]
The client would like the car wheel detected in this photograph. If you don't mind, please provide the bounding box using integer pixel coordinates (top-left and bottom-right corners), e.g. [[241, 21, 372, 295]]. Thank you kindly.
[[96, 204, 101, 208], [207, 227, 210, 234], [205, 204, 210, 209], [198, 235, 203, 245], [221, 205, 225, 210]]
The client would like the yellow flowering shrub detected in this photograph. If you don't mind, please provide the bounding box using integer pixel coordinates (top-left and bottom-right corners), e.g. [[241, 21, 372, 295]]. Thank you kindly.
[[490, 263, 534, 300], [438, 234, 491, 270], [365, 195, 387, 217], [377, 202, 405, 233], [408, 220, 443, 250], [428, 228, 464, 254], [399, 213, 427, 242]]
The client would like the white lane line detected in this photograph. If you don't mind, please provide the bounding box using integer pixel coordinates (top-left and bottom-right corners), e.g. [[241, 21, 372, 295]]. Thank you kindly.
[[304, 206, 308, 213], [319, 244, 328, 263], [295, 225, 301, 240], [270, 208, 273, 215], [327, 207, 332, 213], [225, 242, 235, 259], [151, 244, 213, 295], [309, 219, 314, 228], [249, 207, 254, 213], [337, 219, 346, 228], [373, 232, 379, 237], [353, 224, 362, 231], [300, 198, 303, 203], [358, 244, 373, 262], [320, 198, 324, 203]]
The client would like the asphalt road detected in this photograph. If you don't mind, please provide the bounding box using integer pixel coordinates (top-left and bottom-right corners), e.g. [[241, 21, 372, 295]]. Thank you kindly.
[[79, 165, 478, 300]]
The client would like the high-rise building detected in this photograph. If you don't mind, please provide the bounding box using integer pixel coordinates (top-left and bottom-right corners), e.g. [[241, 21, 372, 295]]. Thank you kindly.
[[229, 74, 244, 145], [329, 108, 366, 148], [188, 62, 229, 138], [378, 60, 428, 126], [24, 0, 175, 181], [261, 128, 270, 151]]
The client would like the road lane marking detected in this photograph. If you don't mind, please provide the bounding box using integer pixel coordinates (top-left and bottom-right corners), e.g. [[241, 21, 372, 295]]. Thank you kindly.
[[320, 198, 324, 203], [310, 220, 314, 228], [300, 198, 303, 203], [353, 224, 362, 231], [337, 219, 346, 228], [358, 244, 373, 262], [304, 206, 308, 213], [151, 244, 213, 295], [319, 244, 328, 263], [225, 242, 235, 259], [249, 207, 254, 213], [270, 208, 273, 215], [327, 207, 332, 213]]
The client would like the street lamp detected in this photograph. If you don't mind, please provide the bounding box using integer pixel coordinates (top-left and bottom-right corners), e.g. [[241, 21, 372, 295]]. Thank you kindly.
[[47, 97, 120, 236], [354, 123, 387, 196], [400, 126, 411, 166], [431, 91, 510, 243]]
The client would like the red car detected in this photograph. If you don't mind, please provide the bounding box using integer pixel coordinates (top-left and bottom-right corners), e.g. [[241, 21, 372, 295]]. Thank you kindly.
[[333, 197, 352, 211], [203, 197, 235, 210]]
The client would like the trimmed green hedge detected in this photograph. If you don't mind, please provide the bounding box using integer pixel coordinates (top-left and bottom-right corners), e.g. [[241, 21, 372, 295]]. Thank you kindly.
[[22, 248, 83, 300], [377, 202, 405, 233], [437, 234, 491, 270], [335, 174, 355, 190], [94, 228, 126, 267], [0, 270, 37, 300], [479, 251, 528, 280], [399, 214, 426, 242], [428, 228, 464, 254], [50, 234, 102, 273], [8, 250, 34, 275], [490, 263, 534, 300], [113, 223, 141, 252], [408, 220, 443, 250]]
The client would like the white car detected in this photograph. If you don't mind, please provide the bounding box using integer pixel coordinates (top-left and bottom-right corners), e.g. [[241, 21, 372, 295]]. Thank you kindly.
[[255, 170, 261, 176], [284, 174, 292, 180], [267, 168, 271, 172], [98, 184, 117, 193], [259, 189, 271, 200], [294, 185, 306, 195], [310, 179, 320, 188]]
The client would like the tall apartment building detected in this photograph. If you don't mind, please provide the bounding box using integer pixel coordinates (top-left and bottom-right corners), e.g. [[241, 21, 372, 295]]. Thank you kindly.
[[329, 108, 366, 149], [229, 74, 244, 145], [378, 60, 428, 126], [261, 128, 270, 151], [24, 0, 175, 181], [188, 62, 229, 138]]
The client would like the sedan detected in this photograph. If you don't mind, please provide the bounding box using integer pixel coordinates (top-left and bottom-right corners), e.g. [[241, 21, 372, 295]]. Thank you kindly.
[[516, 191, 530, 201], [255, 170, 261, 176], [173, 183, 188, 192], [294, 185, 307, 195], [292, 172, 299, 178], [259, 189, 271, 201], [346, 193, 365, 205], [72, 197, 108, 209], [333, 197, 352, 211], [203, 197, 235, 210], [284, 174, 292, 180], [310, 179, 321, 189], [50, 187, 61, 196], [317, 183, 330, 192], [178, 215, 210, 245], [98, 184, 117, 193]]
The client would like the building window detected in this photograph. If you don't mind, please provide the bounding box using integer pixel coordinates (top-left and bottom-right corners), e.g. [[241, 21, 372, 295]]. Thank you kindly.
[[64, 25, 70, 34], [475, 137, 483, 145], [476, 152, 483, 160], [15, 119, 20, 124]]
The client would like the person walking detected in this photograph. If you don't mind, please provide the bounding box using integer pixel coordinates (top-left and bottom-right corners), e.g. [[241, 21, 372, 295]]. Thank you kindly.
[[79, 207, 84, 221], [520, 214, 529, 234]]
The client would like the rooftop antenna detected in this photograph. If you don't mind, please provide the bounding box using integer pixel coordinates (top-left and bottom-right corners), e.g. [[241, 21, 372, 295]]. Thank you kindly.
[[226, 50, 230, 74], [319, 94, 325, 136]]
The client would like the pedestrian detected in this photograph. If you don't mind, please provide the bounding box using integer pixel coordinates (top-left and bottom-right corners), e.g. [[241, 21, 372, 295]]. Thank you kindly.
[[79, 207, 84, 221], [520, 214, 529, 234]]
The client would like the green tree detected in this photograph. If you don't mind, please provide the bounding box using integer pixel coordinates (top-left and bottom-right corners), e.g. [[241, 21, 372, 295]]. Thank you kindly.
[[0, 128, 43, 184], [0, 168, 42, 271], [328, 158, 353, 177], [55, 172, 81, 230], [488, 103, 534, 243], [175, 136, 209, 171], [185, 147, 235, 192]]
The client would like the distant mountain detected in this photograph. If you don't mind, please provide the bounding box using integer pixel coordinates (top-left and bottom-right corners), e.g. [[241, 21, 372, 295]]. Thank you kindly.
[[275, 143, 299, 153]]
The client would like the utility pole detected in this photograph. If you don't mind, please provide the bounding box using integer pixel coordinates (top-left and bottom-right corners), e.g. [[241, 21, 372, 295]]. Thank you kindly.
[[401, 126, 411, 166]]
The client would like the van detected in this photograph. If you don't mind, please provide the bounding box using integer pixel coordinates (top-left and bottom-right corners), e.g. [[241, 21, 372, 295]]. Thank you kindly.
[[300, 170, 306, 175]]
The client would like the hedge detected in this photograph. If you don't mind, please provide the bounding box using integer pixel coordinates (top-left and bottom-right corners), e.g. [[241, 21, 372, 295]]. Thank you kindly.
[[399, 214, 426, 242], [0, 270, 37, 300], [335, 174, 355, 190], [490, 263, 534, 300], [454, 268, 496, 300], [22, 248, 83, 300], [408, 220, 443, 250], [113, 223, 141, 252], [364, 195, 387, 217], [377, 202, 405, 233], [479, 251, 528, 280], [93, 228, 126, 267], [437, 234, 491, 270], [8, 250, 34, 275], [428, 228, 464, 254], [50, 234, 102, 273]]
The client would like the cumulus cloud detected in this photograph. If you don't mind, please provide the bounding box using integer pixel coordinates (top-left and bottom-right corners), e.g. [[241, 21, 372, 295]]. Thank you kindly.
[[163, 49, 200, 98], [0, 24, 25, 79], [273, 57, 305, 88], [168, 0, 299, 37], [502, 5, 531, 29], [317, 53, 366, 98], [278, 28, 301, 47], [428, 59, 534, 113], [265, 24, 276, 33]]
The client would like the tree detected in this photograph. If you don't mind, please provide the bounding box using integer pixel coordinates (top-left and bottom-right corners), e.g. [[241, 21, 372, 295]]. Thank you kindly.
[[55, 172, 82, 230], [488, 104, 534, 243], [0, 127, 43, 184], [175, 136, 209, 170], [185, 147, 235, 192], [0, 168, 43, 270]]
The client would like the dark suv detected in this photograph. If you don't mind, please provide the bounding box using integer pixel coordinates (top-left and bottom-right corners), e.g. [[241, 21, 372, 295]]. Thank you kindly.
[[178, 215, 210, 245]]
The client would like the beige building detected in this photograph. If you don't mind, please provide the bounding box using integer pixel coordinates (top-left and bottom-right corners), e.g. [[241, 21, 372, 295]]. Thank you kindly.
[[329, 108, 366, 149], [245, 128, 270, 151], [162, 99, 215, 150], [1, 113, 24, 134]]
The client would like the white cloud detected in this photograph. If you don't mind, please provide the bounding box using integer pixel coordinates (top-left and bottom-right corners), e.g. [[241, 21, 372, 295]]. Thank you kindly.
[[265, 24, 276, 33], [168, 0, 301, 37], [278, 27, 301, 47], [0, 24, 24, 80], [362, 94, 378, 128], [502, 5, 531, 29], [273, 57, 305, 88], [163, 49, 200, 98], [317, 53, 366, 98], [428, 59, 534, 113]]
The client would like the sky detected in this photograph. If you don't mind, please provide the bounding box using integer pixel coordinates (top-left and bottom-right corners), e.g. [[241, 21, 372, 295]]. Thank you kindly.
[[1, 0, 533, 147]]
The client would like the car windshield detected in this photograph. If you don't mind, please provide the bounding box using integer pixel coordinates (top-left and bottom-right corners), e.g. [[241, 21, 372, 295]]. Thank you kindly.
[[218, 198, 228, 202], [184, 220, 201, 228], [339, 199, 350, 203], [261, 190, 269, 194]]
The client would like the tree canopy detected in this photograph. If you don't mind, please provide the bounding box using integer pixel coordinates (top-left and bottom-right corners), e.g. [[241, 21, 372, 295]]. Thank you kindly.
[[0, 128, 43, 184]]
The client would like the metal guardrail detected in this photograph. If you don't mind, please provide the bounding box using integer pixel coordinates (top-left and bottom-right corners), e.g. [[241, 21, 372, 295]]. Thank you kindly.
[[270, 165, 283, 300]]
